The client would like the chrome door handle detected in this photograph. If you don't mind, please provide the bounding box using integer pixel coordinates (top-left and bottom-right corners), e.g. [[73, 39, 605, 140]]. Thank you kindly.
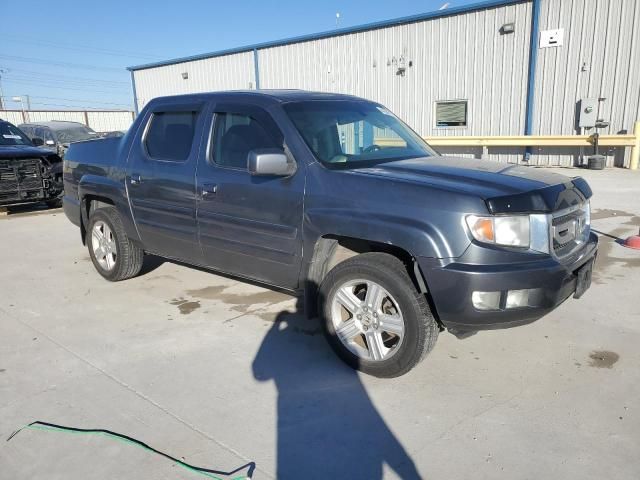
[[202, 184, 217, 197], [130, 174, 142, 185]]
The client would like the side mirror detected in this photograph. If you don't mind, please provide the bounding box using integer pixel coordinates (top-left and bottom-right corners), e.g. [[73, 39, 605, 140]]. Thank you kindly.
[[45, 140, 56, 146], [248, 148, 295, 176], [31, 137, 44, 146]]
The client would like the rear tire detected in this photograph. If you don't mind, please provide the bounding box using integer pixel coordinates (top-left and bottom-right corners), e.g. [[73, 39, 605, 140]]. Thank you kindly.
[[319, 252, 438, 378], [86, 206, 143, 281]]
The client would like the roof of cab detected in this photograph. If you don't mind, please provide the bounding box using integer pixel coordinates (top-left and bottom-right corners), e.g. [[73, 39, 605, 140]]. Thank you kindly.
[[148, 89, 368, 107]]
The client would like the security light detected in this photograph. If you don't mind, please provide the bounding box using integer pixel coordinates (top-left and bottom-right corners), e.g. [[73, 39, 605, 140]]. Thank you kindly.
[[500, 23, 515, 34]]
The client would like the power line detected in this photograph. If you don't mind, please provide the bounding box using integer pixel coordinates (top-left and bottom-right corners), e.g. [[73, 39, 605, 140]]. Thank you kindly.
[[2, 79, 131, 95], [5, 75, 128, 89], [1, 95, 131, 107], [3, 68, 129, 86], [0, 54, 124, 72], [1, 34, 162, 60], [26, 96, 131, 107]]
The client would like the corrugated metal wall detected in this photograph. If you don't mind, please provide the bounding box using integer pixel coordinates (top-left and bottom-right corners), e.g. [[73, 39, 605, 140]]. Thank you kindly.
[[259, 2, 532, 153], [130, 0, 640, 167], [532, 0, 640, 167], [0, 110, 134, 131], [1, 111, 31, 125], [132, 52, 256, 109]]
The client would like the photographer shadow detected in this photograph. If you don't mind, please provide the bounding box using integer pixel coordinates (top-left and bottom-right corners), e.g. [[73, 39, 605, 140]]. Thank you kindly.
[[252, 296, 422, 479]]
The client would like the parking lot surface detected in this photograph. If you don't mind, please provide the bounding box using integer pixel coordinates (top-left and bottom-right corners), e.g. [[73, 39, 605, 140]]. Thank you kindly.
[[1, 167, 639, 480]]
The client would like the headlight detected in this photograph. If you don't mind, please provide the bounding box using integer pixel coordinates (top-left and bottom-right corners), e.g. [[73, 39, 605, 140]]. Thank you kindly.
[[466, 214, 550, 252]]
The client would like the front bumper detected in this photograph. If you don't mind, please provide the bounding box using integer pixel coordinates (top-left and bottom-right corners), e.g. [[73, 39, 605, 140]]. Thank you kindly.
[[0, 158, 63, 207], [419, 232, 598, 334]]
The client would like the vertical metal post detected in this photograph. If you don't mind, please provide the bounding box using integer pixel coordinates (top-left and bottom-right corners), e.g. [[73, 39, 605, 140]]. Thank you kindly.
[[253, 48, 260, 90], [0, 70, 5, 110], [363, 122, 374, 147], [523, 0, 542, 162], [630, 121, 640, 170], [129, 70, 139, 115], [481, 145, 489, 160]]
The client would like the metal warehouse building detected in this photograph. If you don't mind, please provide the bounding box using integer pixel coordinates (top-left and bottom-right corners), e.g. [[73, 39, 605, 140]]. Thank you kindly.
[[128, 0, 640, 167]]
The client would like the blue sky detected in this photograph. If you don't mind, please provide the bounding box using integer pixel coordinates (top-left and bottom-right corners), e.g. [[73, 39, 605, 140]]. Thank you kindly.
[[0, 0, 475, 111]]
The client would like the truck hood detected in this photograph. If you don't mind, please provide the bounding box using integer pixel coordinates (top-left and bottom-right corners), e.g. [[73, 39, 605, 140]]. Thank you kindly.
[[0, 144, 53, 159], [354, 156, 592, 213]]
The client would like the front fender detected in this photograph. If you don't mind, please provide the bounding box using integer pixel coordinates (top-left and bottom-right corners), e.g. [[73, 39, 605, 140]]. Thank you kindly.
[[304, 207, 459, 260]]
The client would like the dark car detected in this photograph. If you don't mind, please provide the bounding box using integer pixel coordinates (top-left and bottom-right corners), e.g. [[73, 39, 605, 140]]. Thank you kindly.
[[19, 120, 99, 159], [99, 130, 126, 139], [62, 90, 597, 377], [0, 119, 64, 208]]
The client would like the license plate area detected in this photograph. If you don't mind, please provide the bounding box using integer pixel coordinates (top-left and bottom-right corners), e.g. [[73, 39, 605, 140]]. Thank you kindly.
[[574, 259, 594, 299]]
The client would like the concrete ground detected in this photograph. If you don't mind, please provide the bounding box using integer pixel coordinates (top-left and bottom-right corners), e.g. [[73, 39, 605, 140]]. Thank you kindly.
[[1, 167, 639, 480]]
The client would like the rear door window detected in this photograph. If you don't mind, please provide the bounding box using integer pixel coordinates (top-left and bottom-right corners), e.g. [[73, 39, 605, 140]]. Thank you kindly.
[[144, 111, 198, 162]]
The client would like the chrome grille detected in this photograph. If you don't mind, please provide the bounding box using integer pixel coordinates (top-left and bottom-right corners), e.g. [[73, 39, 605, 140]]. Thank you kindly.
[[551, 203, 590, 259], [0, 158, 45, 196]]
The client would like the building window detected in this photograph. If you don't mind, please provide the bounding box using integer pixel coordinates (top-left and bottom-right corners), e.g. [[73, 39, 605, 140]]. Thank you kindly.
[[435, 100, 468, 127], [145, 111, 198, 162]]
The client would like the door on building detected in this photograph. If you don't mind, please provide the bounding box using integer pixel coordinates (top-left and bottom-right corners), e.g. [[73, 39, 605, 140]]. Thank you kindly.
[[196, 103, 305, 289], [127, 104, 204, 264]]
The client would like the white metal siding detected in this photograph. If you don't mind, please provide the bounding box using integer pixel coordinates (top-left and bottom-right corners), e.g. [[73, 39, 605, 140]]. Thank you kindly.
[[533, 0, 640, 166], [0, 111, 24, 125], [85, 111, 134, 132], [26, 111, 85, 124], [132, 52, 256, 110], [258, 1, 532, 155], [1, 110, 134, 131], [131, 0, 640, 167]]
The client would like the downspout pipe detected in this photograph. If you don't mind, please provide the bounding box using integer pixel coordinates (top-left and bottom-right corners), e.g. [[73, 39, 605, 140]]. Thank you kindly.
[[523, 0, 541, 162], [130, 70, 139, 116], [253, 48, 260, 90]]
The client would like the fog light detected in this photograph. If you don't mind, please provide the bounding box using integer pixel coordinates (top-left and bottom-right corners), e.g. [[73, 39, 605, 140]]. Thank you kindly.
[[472, 291, 501, 311], [506, 289, 530, 308]]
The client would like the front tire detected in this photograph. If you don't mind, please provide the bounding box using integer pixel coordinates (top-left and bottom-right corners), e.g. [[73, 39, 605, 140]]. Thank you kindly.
[[86, 206, 143, 281], [319, 252, 439, 377]]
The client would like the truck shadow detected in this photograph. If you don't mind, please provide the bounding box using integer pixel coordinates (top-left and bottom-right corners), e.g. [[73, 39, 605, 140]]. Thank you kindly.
[[252, 295, 423, 479]]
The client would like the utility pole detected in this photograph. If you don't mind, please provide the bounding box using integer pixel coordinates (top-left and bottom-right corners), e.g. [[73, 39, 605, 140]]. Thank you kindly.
[[0, 68, 7, 110]]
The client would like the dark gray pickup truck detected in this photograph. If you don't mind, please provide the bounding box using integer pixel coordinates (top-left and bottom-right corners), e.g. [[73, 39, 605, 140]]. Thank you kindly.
[[63, 90, 597, 377]]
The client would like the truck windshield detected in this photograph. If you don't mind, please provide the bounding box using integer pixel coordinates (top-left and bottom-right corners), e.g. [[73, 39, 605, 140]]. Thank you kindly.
[[0, 122, 33, 146], [284, 100, 436, 167], [53, 125, 97, 144]]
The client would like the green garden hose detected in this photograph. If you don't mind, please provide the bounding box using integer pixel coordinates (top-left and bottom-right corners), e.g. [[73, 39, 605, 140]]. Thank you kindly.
[[7, 421, 254, 480]]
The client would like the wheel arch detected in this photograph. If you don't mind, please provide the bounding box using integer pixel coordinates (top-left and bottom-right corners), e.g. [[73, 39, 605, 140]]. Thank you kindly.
[[303, 234, 437, 324], [78, 174, 139, 246], [80, 195, 116, 245]]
